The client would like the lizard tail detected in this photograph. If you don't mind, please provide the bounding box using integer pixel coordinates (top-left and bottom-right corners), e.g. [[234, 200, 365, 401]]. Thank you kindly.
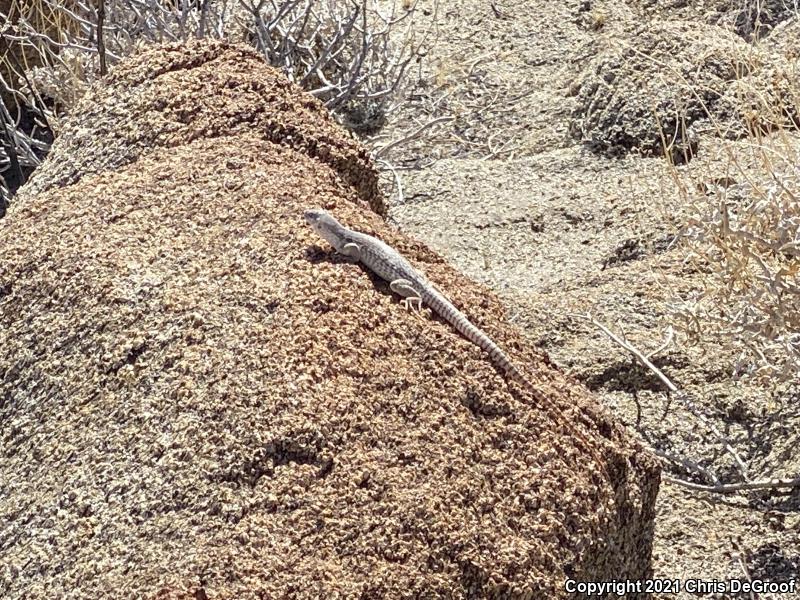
[[422, 289, 610, 480], [423, 288, 520, 378]]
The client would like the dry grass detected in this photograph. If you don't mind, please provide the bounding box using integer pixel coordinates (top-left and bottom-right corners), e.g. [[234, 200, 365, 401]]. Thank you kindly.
[[663, 56, 800, 384]]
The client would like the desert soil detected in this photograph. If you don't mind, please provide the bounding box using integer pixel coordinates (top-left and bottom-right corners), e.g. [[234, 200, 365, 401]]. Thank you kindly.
[[374, 0, 799, 597]]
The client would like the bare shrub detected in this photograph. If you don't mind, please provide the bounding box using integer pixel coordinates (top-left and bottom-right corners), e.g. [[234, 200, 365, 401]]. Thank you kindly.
[[0, 0, 430, 198], [242, 1, 423, 116], [719, 0, 800, 40], [666, 95, 800, 383]]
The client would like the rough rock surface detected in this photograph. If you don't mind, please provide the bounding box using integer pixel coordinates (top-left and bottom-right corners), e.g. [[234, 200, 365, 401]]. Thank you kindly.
[[0, 41, 659, 598], [633, 0, 799, 40], [570, 20, 760, 161], [17, 39, 382, 216]]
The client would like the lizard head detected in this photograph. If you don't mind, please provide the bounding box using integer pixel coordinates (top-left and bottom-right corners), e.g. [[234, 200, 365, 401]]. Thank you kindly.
[[304, 208, 346, 251]]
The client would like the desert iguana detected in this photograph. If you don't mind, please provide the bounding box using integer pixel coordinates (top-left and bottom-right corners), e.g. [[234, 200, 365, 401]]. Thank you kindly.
[[304, 208, 608, 477]]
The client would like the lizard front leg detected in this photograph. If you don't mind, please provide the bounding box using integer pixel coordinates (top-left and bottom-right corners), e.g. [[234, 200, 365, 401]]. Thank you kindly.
[[340, 242, 362, 262], [390, 279, 423, 312]]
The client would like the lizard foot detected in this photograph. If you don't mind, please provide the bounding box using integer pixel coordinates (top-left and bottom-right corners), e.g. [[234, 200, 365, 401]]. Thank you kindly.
[[401, 297, 423, 313], [390, 279, 423, 314]]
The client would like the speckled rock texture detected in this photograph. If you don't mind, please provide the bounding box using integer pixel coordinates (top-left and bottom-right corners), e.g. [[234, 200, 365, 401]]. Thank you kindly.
[[17, 39, 381, 215], [570, 20, 761, 161], [0, 41, 659, 599]]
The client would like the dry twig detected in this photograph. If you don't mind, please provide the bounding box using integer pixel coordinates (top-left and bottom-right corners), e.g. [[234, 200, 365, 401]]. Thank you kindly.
[[97, 0, 107, 76], [579, 312, 751, 480], [665, 475, 800, 494], [375, 115, 453, 158], [580, 313, 800, 495]]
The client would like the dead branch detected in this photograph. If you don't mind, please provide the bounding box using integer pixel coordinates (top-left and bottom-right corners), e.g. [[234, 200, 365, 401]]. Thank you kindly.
[[97, 0, 107, 76], [243, 0, 432, 110], [579, 313, 800, 496], [652, 448, 721, 486], [578, 312, 751, 481], [665, 475, 800, 494], [374, 115, 454, 158]]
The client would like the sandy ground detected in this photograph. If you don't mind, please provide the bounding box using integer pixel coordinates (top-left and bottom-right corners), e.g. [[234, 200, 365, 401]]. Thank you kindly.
[[375, 0, 800, 597]]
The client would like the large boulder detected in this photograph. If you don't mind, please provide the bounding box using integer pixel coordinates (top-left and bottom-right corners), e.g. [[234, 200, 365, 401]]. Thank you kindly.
[[570, 21, 760, 162], [0, 41, 659, 598], [630, 0, 798, 40]]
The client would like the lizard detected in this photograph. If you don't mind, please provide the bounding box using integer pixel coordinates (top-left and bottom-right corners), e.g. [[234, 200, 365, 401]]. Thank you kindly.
[[304, 207, 610, 480]]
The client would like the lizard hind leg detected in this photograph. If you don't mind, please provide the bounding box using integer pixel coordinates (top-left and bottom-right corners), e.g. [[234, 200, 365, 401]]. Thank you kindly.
[[389, 279, 423, 313]]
